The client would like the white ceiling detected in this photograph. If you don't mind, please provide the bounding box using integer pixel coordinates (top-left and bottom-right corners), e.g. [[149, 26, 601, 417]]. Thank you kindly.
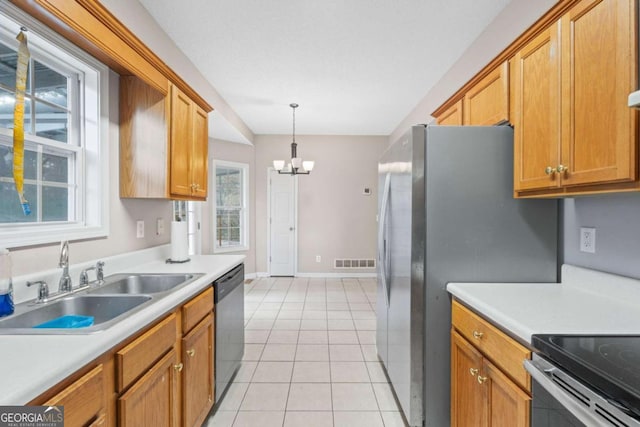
[[138, 0, 512, 137]]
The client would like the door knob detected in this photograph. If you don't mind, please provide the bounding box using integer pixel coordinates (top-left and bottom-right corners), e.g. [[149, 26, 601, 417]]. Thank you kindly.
[[289, 227, 295, 231]]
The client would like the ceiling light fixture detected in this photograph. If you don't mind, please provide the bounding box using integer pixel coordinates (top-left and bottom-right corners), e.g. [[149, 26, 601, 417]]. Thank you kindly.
[[273, 103, 314, 175]]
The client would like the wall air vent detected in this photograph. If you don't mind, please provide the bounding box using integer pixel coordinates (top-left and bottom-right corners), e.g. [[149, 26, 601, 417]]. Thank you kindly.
[[334, 259, 376, 269]]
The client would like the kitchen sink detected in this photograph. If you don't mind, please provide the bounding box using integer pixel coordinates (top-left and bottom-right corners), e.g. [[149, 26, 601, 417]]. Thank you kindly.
[[0, 294, 152, 334], [89, 273, 201, 295]]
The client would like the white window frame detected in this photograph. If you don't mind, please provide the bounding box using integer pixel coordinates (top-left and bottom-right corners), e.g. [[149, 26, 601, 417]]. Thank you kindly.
[[212, 159, 249, 253], [0, 2, 109, 248]]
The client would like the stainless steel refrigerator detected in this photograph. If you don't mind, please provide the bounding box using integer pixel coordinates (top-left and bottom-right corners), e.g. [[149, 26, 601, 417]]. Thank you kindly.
[[376, 125, 558, 427]]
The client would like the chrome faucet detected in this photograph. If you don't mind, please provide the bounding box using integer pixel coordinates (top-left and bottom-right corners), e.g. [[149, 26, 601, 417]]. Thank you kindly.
[[58, 240, 72, 293], [27, 280, 49, 304], [80, 261, 104, 287]]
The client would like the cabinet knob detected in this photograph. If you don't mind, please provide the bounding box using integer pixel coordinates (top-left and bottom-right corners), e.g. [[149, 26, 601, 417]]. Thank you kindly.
[[187, 349, 195, 357], [472, 331, 484, 339], [557, 164, 569, 174], [477, 375, 488, 384], [469, 368, 479, 377], [545, 166, 557, 175], [174, 363, 184, 372]]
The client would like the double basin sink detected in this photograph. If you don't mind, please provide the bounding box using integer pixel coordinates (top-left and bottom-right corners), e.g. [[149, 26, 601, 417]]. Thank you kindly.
[[0, 273, 203, 334]]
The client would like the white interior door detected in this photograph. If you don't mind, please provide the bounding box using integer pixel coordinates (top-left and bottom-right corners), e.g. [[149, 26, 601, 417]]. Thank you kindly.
[[269, 170, 296, 276]]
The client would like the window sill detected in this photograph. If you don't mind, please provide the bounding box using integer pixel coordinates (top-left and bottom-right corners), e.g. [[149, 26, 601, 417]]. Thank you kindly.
[[0, 223, 109, 249], [213, 245, 249, 254]]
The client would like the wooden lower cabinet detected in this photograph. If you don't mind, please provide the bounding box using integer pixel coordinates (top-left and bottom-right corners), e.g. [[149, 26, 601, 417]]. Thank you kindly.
[[451, 330, 531, 427], [182, 313, 215, 427], [485, 359, 530, 427], [44, 364, 106, 427], [118, 348, 180, 427], [451, 331, 485, 426]]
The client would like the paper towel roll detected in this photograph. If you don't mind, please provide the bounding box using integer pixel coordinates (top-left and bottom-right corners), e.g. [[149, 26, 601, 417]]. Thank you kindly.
[[170, 221, 189, 262]]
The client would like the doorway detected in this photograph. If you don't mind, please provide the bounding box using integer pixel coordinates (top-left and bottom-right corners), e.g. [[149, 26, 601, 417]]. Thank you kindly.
[[268, 168, 297, 276]]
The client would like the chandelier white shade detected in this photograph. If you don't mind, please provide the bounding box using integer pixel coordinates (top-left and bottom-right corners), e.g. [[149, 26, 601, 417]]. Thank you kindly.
[[273, 103, 314, 175]]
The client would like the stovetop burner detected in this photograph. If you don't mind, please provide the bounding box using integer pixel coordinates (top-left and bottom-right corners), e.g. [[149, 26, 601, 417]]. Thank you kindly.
[[533, 335, 640, 413], [599, 343, 640, 378]]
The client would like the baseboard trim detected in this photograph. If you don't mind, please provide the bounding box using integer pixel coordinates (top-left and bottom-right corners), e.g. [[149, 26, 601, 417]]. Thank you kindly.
[[253, 272, 377, 279]]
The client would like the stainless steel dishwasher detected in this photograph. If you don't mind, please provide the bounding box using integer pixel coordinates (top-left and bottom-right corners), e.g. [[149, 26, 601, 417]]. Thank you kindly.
[[213, 263, 244, 402]]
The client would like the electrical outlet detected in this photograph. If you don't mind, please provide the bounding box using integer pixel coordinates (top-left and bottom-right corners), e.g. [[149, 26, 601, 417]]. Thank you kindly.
[[316, 255, 321, 263], [136, 220, 145, 239], [156, 218, 164, 235], [580, 227, 596, 253]]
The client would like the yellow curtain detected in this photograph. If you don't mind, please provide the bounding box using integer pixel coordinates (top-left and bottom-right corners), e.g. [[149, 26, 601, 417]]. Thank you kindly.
[[13, 29, 31, 216]]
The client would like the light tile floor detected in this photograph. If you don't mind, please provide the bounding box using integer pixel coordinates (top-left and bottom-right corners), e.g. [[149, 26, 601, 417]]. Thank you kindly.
[[203, 277, 407, 427]]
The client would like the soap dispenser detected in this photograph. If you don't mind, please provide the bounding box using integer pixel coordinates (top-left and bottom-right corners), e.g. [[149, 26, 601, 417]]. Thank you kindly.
[[0, 248, 14, 316]]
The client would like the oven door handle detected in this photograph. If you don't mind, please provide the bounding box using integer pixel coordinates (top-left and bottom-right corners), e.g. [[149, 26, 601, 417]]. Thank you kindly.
[[525, 359, 622, 427]]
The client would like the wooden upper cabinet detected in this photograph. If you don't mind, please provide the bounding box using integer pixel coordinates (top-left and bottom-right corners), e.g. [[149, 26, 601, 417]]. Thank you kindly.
[[512, 22, 562, 192], [559, 0, 637, 187], [169, 85, 209, 200], [436, 99, 463, 125], [120, 78, 209, 200], [463, 62, 509, 125], [169, 86, 194, 197], [120, 76, 168, 198], [514, 0, 637, 196]]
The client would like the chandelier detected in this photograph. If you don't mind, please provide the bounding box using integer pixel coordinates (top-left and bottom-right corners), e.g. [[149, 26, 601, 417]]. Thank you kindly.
[[273, 103, 314, 175]]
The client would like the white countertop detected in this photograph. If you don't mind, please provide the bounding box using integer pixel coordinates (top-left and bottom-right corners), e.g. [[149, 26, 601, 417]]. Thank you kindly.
[[447, 264, 640, 346], [0, 253, 244, 405]]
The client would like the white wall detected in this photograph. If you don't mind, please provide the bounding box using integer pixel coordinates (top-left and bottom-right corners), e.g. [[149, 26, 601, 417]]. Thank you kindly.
[[254, 135, 386, 275], [10, 71, 173, 277], [201, 139, 257, 274]]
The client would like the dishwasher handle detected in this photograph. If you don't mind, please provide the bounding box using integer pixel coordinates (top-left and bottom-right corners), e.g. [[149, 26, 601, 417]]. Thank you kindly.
[[214, 264, 244, 303]]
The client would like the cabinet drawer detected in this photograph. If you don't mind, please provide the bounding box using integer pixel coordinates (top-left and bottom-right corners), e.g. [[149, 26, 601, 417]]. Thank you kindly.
[[45, 365, 105, 427], [116, 314, 177, 392], [182, 287, 213, 334], [452, 300, 531, 391]]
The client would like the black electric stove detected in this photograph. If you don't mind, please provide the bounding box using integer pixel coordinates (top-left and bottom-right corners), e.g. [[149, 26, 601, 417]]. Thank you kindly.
[[532, 334, 640, 419]]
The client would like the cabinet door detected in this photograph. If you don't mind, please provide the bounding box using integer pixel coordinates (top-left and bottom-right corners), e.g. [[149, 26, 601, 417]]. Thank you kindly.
[[118, 349, 179, 427], [436, 99, 463, 126], [485, 359, 530, 427], [170, 85, 194, 197], [45, 365, 105, 427], [463, 62, 509, 125], [513, 22, 562, 192], [451, 331, 486, 427], [190, 104, 209, 199], [182, 313, 214, 427], [560, 0, 637, 186]]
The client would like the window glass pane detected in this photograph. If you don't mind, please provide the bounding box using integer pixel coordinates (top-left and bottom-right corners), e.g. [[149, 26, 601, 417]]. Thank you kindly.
[[0, 182, 37, 223], [0, 88, 32, 133], [23, 148, 37, 180], [42, 151, 69, 183], [35, 101, 68, 143], [0, 42, 29, 92], [33, 60, 67, 109], [216, 167, 241, 207], [42, 186, 68, 221], [0, 148, 39, 181], [0, 145, 11, 178]]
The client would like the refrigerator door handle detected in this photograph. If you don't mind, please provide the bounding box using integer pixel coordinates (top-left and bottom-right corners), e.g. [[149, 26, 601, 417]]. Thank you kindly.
[[378, 172, 391, 306]]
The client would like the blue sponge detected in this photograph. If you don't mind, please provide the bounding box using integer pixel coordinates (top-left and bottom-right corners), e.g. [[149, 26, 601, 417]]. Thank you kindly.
[[33, 315, 94, 329]]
